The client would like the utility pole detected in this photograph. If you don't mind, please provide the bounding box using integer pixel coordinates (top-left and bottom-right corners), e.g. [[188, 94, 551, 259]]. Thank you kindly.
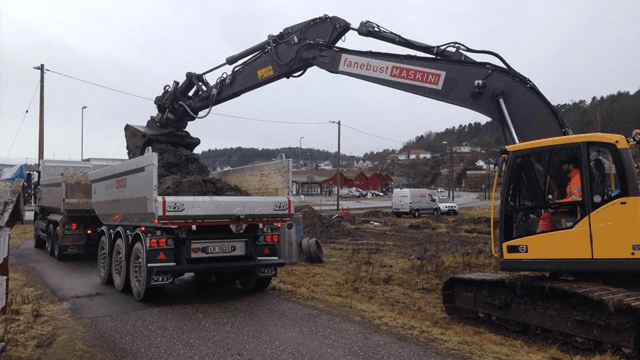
[[330, 121, 341, 211], [34, 64, 45, 166], [450, 145, 454, 201]]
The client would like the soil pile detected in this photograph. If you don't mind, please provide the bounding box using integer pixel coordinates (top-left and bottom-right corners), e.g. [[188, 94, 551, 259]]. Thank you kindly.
[[151, 144, 249, 197]]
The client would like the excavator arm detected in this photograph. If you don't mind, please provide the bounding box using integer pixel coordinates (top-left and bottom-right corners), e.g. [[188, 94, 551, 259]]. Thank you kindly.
[[125, 14, 571, 158]]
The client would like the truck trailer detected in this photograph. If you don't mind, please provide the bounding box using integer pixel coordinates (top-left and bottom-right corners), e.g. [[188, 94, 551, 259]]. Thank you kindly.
[[33, 158, 123, 259], [89, 152, 291, 301]]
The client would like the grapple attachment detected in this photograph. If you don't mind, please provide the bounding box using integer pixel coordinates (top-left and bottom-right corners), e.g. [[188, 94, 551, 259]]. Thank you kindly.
[[124, 120, 201, 159]]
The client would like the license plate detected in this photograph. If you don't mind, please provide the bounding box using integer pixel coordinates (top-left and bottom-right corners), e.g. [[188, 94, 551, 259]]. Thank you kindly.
[[202, 245, 236, 254], [191, 240, 246, 258]]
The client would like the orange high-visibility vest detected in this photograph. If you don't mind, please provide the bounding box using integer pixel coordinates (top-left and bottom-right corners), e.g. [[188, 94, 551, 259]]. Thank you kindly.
[[558, 169, 582, 202]]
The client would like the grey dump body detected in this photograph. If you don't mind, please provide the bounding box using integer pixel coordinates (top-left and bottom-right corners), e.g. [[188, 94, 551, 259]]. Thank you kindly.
[[89, 152, 293, 225]]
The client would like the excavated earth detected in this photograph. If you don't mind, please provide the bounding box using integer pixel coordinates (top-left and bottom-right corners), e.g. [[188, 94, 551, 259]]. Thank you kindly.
[[297, 205, 494, 260], [150, 144, 249, 197]]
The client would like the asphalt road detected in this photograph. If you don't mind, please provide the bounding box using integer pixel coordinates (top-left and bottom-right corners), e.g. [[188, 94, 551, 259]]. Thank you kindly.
[[11, 238, 464, 360], [297, 191, 495, 212]]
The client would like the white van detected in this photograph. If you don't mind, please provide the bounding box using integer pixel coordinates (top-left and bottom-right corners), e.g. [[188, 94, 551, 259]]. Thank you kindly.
[[391, 188, 438, 218]]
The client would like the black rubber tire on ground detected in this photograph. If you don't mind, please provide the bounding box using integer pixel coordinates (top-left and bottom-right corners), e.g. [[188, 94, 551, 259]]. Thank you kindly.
[[395, 213, 402, 218], [239, 270, 272, 291], [130, 241, 164, 301], [301, 237, 312, 260], [53, 227, 64, 261], [97, 235, 112, 284], [46, 224, 56, 256], [413, 209, 420, 218], [111, 238, 129, 292], [33, 221, 45, 248], [308, 238, 325, 263], [433, 208, 441, 215]]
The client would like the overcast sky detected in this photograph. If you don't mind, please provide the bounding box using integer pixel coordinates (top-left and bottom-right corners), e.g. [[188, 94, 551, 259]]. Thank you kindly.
[[1, 0, 639, 164]]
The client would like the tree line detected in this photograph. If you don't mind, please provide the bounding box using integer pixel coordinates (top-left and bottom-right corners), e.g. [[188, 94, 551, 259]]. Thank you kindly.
[[198, 89, 639, 173]]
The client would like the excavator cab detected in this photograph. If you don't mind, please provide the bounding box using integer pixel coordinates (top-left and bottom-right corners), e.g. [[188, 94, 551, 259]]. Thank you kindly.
[[498, 133, 640, 273]]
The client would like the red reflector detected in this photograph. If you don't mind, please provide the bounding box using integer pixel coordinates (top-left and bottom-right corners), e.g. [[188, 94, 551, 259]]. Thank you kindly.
[[159, 238, 167, 247], [263, 247, 271, 255], [71, 223, 78, 231], [273, 234, 279, 243], [140, 226, 146, 232], [265, 234, 272, 243], [153, 219, 159, 224], [157, 251, 166, 260], [150, 238, 157, 247], [86, 229, 92, 235], [192, 247, 200, 253]]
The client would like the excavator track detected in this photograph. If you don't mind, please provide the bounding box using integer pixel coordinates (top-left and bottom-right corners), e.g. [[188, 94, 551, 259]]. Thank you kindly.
[[442, 273, 640, 357]]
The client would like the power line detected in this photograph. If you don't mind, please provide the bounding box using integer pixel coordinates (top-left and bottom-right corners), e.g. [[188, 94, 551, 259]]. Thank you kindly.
[[3, 82, 40, 164], [341, 123, 403, 144], [46, 68, 154, 101], [45, 68, 404, 145]]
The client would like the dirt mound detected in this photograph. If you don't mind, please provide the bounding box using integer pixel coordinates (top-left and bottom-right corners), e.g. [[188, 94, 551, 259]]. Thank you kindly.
[[151, 144, 248, 196]]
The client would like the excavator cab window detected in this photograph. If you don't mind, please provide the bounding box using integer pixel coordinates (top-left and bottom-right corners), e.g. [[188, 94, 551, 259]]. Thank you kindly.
[[503, 146, 586, 240], [587, 143, 623, 210]]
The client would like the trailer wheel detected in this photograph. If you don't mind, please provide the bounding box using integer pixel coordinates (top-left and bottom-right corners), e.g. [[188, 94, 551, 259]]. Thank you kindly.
[[34, 221, 45, 248], [97, 235, 112, 284], [53, 227, 65, 261], [46, 224, 56, 256], [239, 270, 272, 291], [111, 238, 129, 292], [130, 241, 163, 301]]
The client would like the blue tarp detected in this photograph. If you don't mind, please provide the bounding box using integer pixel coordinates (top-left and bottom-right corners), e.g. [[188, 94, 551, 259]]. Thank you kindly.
[[0, 165, 27, 182]]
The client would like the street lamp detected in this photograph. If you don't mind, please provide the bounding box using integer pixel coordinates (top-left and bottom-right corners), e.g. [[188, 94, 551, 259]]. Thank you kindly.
[[81, 106, 87, 160], [299, 136, 304, 167], [329, 121, 341, 211]]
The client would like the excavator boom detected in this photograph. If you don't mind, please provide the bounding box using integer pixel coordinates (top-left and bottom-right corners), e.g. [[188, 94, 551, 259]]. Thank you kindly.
[[125, 14, 571, 157]]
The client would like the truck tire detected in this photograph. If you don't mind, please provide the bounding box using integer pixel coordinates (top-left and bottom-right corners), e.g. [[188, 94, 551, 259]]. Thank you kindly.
[[111, 238, 129, 292], [433, 208, 441, 215], [413, 209, 420, 218], [239, 270, 272, 291], [130, 241, 164, 301], [394, 213, 402, 218], [53, 227, 64, 261], [97, 235, 112, 284], [34, 221, 45, 248], [46, 224, 56, 256]]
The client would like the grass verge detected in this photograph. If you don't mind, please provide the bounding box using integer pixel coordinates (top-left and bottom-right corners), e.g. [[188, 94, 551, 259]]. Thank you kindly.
[[0, 222, 108, 359]]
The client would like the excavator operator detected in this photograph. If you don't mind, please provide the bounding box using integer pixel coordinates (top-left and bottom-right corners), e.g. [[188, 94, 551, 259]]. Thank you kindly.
[[536, 156, 582, 233]]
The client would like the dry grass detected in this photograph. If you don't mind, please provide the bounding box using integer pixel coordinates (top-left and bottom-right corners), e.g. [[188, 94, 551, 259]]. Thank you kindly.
[[273, 206, 622, 360], [0, 222, 107, 359]]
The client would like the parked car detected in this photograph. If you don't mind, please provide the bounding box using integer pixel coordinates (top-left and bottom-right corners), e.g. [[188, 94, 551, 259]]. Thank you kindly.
[[367, 190, 384, 197], [339, 188, 359, 198], [437, 188, 445, 193], [435, 197, 459, 215]]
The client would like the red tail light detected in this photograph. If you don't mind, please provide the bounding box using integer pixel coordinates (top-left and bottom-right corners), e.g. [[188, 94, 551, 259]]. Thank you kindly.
[[265, 234, 273, 243], [140, 226, 146, 232], [159, 238, 167, 247], [71, 223, 78, 231], [149, 238, 157, 247], [86, 229, 92, 235], [273, 234, 279, 243]]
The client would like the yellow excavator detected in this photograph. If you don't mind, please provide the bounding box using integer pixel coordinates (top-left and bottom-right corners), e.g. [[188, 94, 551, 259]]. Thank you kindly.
[[122, 15, 640, 355]]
